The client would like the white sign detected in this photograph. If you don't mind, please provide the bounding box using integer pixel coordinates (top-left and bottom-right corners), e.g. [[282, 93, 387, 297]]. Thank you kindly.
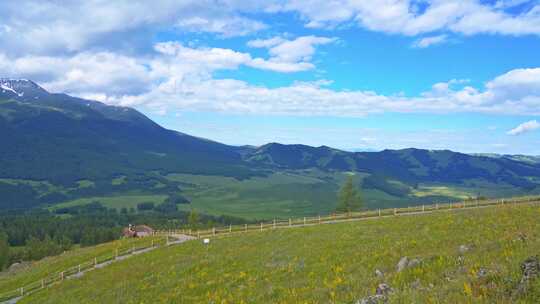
[[203, 238, 210, 245]]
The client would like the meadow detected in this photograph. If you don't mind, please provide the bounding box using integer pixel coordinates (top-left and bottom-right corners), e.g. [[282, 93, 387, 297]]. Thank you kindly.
[[0, 237, 164, 296], [20, 203, 540, 303], [49, 194, 168, 212]]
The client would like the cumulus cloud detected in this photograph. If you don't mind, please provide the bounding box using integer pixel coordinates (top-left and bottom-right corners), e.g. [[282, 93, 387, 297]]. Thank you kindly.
[[175, 16, 267, 37], [507, 120, 540, 135], [412, 35, 448, 48], [276, 0, 540, 37], [2, 40, 540, 118], [0, 0, 270, 56], [247, 35, 336, 72]]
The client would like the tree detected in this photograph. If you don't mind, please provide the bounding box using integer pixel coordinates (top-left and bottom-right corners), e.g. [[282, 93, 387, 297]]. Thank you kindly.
[[188, 209, 200, 229], [137, 202, 155, 211], [0, 232, 9, 270], [336, 176, 362, 213]]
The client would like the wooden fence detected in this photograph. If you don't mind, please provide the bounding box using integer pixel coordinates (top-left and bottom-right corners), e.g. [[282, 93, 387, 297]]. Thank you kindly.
[[155, 195, 540, 239], [0, 237, 167, 302], [2, 195, 540, 302]]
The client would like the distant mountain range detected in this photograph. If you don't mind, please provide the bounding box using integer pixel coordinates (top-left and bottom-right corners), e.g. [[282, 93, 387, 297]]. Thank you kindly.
[[2, 79, 540, 215]]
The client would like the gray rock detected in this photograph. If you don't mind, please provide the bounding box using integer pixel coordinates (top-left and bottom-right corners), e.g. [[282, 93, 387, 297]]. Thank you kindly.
[[356, 283, 393, 304], [375, 269, 384, 278], [515, 256, 540, 296], [357, 295, 386, 304], [476, 267, 488, 278], [396, 257, 409, 272], [408, 258, 421, 268], [458, 245, 470, 254], [397, 256, 422, 272], [375, 283, 393, 296]]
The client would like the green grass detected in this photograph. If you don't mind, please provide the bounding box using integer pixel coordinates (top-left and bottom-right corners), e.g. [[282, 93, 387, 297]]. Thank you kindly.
[[167, 171, 339, 219], [21, 203, 540, 303], [0, 237, 162, 295], [50, 194, 168, 211]]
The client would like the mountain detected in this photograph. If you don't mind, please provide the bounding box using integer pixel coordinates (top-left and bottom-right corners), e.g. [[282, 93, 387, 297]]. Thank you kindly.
[[1, 79, 540, 215], [0, 79, 257, 209], [243, 144, 540, 189]]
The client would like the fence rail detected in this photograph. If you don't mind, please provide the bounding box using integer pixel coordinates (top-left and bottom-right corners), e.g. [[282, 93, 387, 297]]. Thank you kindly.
[[0, 237, 167, 302], [155, 195, 540, 240], [2, 195, 540, 303]]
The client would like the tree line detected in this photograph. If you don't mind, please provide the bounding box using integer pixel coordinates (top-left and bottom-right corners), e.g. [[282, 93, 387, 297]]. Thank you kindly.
[[0, 203, 246, 270]]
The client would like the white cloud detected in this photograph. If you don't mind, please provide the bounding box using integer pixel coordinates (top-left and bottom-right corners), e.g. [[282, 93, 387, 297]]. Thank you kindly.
[[507, 120, 540, 135], [276, 0, 540, 37], [0, 0, 271, 56], [2, 41, 540, 118], [246, 35, 336, 72], [175, 16, 267, 37], [247, 37, 286, 48], [413, 35, 448, 48]]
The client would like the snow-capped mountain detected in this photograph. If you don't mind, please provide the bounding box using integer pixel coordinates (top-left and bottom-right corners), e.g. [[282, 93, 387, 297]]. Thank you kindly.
[[0, 78, 49, 99]]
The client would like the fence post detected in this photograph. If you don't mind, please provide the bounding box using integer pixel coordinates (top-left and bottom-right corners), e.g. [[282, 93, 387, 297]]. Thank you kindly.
[[378, 209, 381, 217], [197, 230, 200, 239], [318, 215, 321, 224], [229, 225, 232, 233], [94, 257, 97, 267], [422, 205, 425, 212], [245, 224, 248, 232], [303, 217, 306, 226], [394, 208, 397, 216], [20, 287, 24, 296], [78, 264, 81, 273], [289, 218, 292, 227], [60, 272, 64, 281], [41, 279, 45, 289], [436, 203, 439, 210], [260, 222, 263, 231], [273, 219, 276, 229], [213, 227, 216, 236]]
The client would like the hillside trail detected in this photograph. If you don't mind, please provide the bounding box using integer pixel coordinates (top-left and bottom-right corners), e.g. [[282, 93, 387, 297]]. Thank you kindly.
[[2, 234, 195, 304]]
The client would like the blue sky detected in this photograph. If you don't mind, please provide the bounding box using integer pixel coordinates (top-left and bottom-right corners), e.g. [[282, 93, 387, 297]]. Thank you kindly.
[[1, 0, 540, 154]]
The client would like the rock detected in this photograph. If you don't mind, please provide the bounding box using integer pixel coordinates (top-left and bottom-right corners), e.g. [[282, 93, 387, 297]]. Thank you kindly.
[[516, 233, 528, 242], [396, 256, 422, 272], [357, 295, 386, 304], [375, 283, 393, 296], [396, 257, 409, 272], [375, 269, 384, 278], [476, 267, 488, 278], [515, 256, 540, 296], [458, 245, 470, 254], [356, 283, 393, 304], [408, 258, 421, 268]]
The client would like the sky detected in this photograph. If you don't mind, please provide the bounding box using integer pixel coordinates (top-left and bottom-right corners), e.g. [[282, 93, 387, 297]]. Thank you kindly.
[[1, 0, 540, 154]]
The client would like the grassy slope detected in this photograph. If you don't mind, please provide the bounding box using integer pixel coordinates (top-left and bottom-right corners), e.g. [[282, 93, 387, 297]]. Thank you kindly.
[[49, 194, 168, 211], [0, 237, 162, 295], [21, 204, 540, 303]]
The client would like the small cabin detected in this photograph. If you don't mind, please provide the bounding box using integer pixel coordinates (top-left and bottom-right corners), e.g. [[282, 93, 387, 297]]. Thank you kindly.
[[123, 224, 154, 238]]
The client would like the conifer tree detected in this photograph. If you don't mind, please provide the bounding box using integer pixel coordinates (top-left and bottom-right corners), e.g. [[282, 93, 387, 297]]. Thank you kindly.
[[336, 176, 363, 213]]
